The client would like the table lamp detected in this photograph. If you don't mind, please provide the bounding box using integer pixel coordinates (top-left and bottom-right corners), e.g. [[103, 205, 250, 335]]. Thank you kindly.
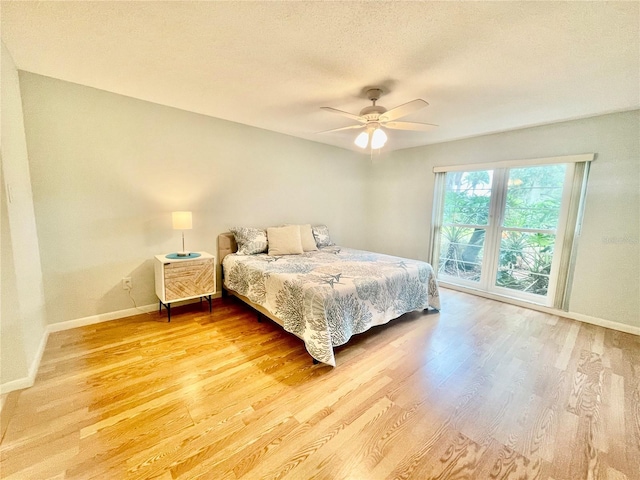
[[172, 211, 192, 257]]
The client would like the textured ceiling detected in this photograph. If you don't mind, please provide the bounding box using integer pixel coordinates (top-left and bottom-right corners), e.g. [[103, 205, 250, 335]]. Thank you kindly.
[[2, 1, 638, 153]]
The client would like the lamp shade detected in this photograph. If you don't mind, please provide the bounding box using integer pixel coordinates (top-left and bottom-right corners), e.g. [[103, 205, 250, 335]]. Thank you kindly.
[[172, 211, 192, 230]]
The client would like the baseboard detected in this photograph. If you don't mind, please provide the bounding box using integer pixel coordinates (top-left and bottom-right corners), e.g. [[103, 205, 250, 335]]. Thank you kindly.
[[439, 283, 640, 336], [0, 327, 49, 395], [47, 291, 222, 333], [46, 303, 157, 333], [565, 310, 640, 336]]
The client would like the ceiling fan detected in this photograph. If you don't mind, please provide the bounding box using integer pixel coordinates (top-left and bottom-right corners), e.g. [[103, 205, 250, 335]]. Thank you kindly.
[[320, 87, 437, 149]]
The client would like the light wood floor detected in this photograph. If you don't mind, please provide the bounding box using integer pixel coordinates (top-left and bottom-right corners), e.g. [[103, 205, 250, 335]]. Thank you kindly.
[[1, 288, 639, 480]]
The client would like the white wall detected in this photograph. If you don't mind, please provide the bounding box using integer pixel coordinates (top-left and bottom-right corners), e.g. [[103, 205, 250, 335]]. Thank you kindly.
[[368, 110, 640, 329], [0, 42, 47, 388], [18, 72, 369, 326]]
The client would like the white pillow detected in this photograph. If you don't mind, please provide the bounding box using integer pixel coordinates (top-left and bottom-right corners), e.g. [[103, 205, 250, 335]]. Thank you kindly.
[[299, 224, 318, 252], [267, 225, 304, 255]]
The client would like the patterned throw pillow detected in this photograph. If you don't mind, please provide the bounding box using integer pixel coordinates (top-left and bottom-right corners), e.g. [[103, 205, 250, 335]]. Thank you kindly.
[[229, 227, 268, 255], [312, 224, 335, 248]]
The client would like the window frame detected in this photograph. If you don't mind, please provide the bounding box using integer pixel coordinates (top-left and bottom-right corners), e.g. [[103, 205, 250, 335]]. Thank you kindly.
[[430, 154, 594, 310]]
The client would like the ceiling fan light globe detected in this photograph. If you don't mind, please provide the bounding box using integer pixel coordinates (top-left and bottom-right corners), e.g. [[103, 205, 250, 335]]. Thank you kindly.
[[371, 128, 388, 149], [354, 131, 369, 148]]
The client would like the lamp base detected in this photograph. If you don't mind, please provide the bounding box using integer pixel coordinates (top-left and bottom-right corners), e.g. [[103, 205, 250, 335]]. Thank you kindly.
[[176, 251, 191, 257]]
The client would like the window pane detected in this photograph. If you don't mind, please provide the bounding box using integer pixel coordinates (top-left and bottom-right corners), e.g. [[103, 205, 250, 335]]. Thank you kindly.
[[496, 231, 555, 296], [503, 165, 566, 230], [438, 226, 485, 282], [443, 170, 493, 225]]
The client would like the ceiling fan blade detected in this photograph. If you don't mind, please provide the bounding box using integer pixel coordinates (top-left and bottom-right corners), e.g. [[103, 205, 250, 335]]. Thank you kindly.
[[321, 107, 367, 123], [383, 121, 438, 131], [317, 124, 365, 134], [379, 99, 429, 122]]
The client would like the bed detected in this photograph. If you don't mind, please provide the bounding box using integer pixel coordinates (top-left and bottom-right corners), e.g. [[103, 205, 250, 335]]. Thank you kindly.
[[218, 232, 440, 366]]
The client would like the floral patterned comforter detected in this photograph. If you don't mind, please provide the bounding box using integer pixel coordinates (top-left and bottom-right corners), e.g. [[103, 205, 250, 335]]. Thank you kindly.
[[222, 246, 440, 366]]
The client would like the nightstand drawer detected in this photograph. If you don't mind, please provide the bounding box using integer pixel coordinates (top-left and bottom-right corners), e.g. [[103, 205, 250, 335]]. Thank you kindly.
[[165, 259, 210, 277], [154, 252, 216, 304], [164, 258, 214, 301]]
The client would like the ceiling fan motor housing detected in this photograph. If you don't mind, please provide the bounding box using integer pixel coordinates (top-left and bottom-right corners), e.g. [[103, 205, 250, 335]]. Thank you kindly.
[[359, 105, 387, 119]]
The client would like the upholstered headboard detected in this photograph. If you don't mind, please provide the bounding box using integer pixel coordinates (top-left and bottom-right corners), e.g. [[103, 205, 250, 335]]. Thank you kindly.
[[217, 232, 238, 264]]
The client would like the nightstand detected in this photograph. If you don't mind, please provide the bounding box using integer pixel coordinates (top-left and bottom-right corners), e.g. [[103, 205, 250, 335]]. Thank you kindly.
[[154, 252, 216, 321]]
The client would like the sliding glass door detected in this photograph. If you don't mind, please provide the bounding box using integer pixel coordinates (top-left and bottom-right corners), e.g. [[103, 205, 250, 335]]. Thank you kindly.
[[435, 163, 574, 306]]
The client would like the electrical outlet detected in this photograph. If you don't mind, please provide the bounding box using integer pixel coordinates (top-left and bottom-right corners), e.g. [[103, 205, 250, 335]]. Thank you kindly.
[[122, 277, 132, 290]]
